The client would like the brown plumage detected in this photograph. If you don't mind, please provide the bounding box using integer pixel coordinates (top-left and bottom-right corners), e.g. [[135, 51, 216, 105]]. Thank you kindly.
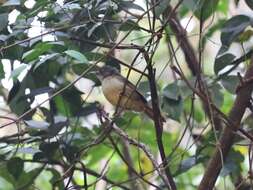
[[96, 66, 165, 122]]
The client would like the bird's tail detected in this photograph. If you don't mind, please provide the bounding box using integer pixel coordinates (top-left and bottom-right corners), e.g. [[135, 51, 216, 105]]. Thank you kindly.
[[144, 106, 166, 123]]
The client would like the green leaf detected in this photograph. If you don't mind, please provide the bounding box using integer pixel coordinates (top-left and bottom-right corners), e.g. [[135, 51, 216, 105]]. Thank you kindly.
[[221, 75, 239, 94], [53, 86, 83, 116], [162, 82, 183, 121], [245, 0, 253, 9], [119, 20, 140, 31], [154, 0, 170, 17], [0, 61, 4, 79], [83, 52, 105, 61], [71, 63, 90, 75], [163, 82, 181, 101], [184, 98, 204, 123], [138, 81, 150, 98], [183, 0, 219, 21], [3, 0, 20, 6], [0, 13, 8, 32], [162, 97, 183, 121], [118, 1, 145, 12], [24, 120, 50, 130], [7, 157, 24, 180], [22, 42, 55, 62], [221, 15, 251, 46], [16, 167, 44, 189], [61, 144, 79, 162], [210, 83, 224, 107], [9, 64, 28, 81], [47, 168, 64, 190], [39, 142, 59, 159], [220, 149, 244, 177], [65, 50, 88, 64], [214, 53, 236, 75], [77, 103, 98, 117], [34, 53, 59, 70], [216, 0, 229, 14], [173, 155, 206, 176]]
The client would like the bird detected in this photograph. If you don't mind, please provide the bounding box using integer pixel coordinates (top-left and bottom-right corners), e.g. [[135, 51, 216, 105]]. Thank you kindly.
[[96, 65, 165, 123]]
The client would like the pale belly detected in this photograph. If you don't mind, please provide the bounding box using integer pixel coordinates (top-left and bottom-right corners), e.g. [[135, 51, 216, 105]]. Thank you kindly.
[[101, 76, 143, 112]]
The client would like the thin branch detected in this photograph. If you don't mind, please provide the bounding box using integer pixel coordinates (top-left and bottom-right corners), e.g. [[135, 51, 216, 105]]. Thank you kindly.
[[143, 50, 177, 190]]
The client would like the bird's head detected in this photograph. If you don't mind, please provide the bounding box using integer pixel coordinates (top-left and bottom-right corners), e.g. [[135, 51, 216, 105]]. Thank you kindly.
[[96, 66, 120, 80]]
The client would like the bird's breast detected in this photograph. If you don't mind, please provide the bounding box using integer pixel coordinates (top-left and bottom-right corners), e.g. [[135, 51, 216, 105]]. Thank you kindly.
[[101, 76, 124, 106]]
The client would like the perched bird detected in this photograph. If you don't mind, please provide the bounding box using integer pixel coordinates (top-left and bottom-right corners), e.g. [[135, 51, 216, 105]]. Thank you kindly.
[[96, 66, 165, 122]]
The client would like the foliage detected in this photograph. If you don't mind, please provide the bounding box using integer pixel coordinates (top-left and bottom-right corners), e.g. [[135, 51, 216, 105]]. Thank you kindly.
[[0, 0, 253, 189]]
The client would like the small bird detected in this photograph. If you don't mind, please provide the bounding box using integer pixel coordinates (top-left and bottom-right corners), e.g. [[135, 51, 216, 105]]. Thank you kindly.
[[96, 66, 165, 122]]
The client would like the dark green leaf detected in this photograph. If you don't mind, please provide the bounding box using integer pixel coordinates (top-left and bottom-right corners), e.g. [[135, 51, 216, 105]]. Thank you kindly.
[[221, 75, 239, 94], [24, 120, 50, 130], [2, 45, 23, 60], [7, 81, 21, 103], [154, 0, 170, 17], [62, 144, 79, 162], [202, 19, 226, 47], [34, 53, 59, 70], [210, 83, 224, 107], [214, 53, 236, 75], [7, 157, 24, 180], [33, 152, 45, 161], [162, 97, 183, 121], [53, 86, 83, 116], [39, 142, 59, 159], [16, 167, 44, 189], [245, 0, 253, 9], [8, 74, 36, 117], [118, 1, 145, 12], [138, 81, 150, 98], [76, 103, 98, 117], [0, 13, 8, 32], [162, 82, 183, 121], [221, 15, 251, 46], [47, 168, 64, 190], [3, 0, 20, 6], [220, 149, 244, 177], [0, 61, 4, 79], [48, 116, 68, 136], [216, 45, 229, 56], [173, 155, 206, 176], [65, 50, 88, 64], [183, 0, 219, 21], [71, 63, 90, 75], [163, 82, 181, 101], [119, 20, 140, 31], [9, 64, 28, 81], [24, 87, 54, 99]]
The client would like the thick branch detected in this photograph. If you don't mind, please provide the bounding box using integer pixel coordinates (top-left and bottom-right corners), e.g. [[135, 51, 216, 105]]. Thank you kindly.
[[163, 6, 200, 76], [198, 56, 253, 190]]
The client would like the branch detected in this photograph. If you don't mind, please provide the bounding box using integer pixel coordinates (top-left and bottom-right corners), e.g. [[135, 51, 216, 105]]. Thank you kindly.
[[143, 50, 177, 190], [198, 56, 253, 190], [163, 6, 200, 76], [23, 159, 130, 190], [163, 5, 224, 130]]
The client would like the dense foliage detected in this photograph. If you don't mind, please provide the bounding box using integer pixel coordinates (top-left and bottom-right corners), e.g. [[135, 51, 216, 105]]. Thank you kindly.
[[0, 0, 253, 189]]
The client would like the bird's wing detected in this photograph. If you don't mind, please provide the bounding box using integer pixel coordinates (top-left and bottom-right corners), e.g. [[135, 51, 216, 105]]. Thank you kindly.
[[115, 75, 148, 104]]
